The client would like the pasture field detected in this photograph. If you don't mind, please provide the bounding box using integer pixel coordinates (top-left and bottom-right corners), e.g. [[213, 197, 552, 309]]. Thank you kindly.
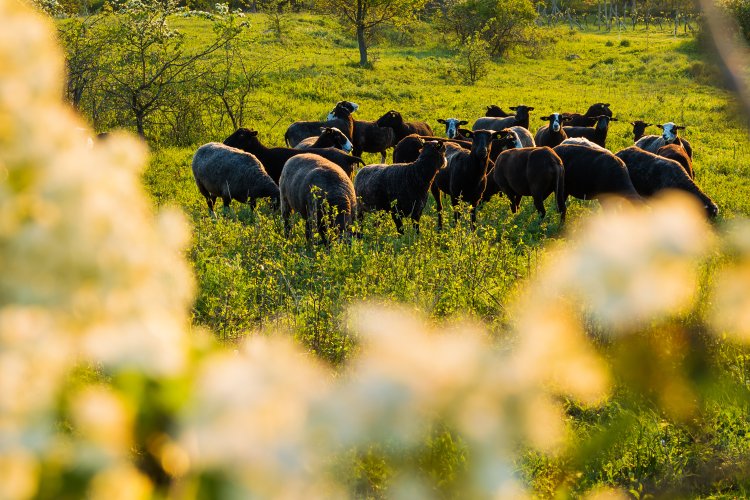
[[143, 14, 750, 497]]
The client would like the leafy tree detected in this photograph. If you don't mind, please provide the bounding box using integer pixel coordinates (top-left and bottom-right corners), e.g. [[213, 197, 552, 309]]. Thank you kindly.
[[100, 0, 245, 138], [443, 0, 537, 57], [458, 31, 490, 84], [317, 0, 428, 67], [57, 13, 110, 110]]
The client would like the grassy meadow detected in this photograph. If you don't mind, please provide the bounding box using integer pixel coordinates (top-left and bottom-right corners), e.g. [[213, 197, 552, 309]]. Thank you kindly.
[[141, 14, 750, 497]]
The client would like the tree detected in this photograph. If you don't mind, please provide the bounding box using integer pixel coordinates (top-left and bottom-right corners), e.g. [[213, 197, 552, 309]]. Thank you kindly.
[[57, 13, 110, 110], [443, 0, 537, 57], [317, 0, 428, 67], [100, 0, 245, 138]]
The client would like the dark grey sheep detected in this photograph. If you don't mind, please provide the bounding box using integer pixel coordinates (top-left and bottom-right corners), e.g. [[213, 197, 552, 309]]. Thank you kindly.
[[294, 127, 353, 151], [615, 146, 717, 217], [279, 153, 357, 243], [192, 142, 280, 216], [354, 140, 446, 234], [485, 105, 513, 117], [635, 122, 693, 158], [284, 101, 355, 147], [392, 134, 470, 164]]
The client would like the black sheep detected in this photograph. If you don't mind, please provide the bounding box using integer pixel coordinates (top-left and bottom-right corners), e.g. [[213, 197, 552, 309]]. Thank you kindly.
[[493, 146, 566, 222], [352, 120, 396, 162], [375, 110, 433, 143], [485, 105, 513, 117], [192, 142, 280, 216], [223, 128, 364, 183], [472, 105, 535, 133], [392, 134, 470, 164], [615, 146, 717, 217], [553, 143, 641, 205], [631, 120, 653, 142], [656, 144, 693, 179], [284, 101, 355, 147], [355, 141, 446, 233], [562, 103, 613, 127], [295, 127, 353, 151], [279, 153, 357, 243], [563, 115, 617, 149], [431, 129, 505, 229]]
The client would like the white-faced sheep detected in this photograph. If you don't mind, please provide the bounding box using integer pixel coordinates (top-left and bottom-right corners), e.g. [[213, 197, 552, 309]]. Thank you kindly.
[[437, 118, 469, 139], [191, 142, 280, 216], [535, 113, 569, 147], [635, 122, 693, 158], [294, 127, 353, 152], [355, 140, 447, 234], [615, 146, 717, 217], [279, 153, 357, 244]]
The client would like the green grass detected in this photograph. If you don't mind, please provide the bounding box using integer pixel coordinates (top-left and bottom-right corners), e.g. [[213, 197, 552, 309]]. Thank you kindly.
[[140, 15, 750, 497]]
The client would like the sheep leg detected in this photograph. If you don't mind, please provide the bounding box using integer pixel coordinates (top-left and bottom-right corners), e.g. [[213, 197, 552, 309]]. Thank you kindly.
[[221, 196, 235, 218], [380, 150, 386, 163], [248, 197, 257, 211], [470, 204, 478, 230], [281, 201, 292, 237], [431, 184, 443, 230], [391, 211, 404, 235], [451, 196, 460, 226], [533, 196, 547, 218], [205, 196, 217, 218], [304, 215, 314, 243]]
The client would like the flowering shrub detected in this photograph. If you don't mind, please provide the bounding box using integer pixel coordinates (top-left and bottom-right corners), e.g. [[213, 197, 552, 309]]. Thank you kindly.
[[4, 0, 750, 498]]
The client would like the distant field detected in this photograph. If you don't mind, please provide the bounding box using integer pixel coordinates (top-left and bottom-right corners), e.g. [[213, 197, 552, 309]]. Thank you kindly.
[[142, 15, 750, 496]]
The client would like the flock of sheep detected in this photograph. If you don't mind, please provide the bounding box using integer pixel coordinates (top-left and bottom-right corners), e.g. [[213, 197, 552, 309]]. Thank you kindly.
[[191, 100, 718, 243]]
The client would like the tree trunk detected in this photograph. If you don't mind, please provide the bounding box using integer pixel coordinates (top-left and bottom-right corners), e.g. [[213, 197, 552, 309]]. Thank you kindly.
[[135, 111, 145, 138], [357, 25, 368, 66]]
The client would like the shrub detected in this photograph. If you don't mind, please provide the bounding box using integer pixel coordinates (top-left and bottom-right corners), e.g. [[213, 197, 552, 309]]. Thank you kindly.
[[722, 0, 750, 43], [457, 32, 491, 84]]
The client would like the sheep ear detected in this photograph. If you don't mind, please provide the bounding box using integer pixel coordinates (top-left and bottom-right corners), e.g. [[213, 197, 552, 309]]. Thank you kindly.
[[320, 127, 328, 133], [527, 107, 535, 111], [676, 125, 686, 130], [459, 120, 468, 125], [656, 124, 664, 129], [646, 123, 653, 127], [540, 116, 549, 121], [509, 106, 517, 111], [437, 119, 446, 124], [629, 122, 635, 126], [250, 130, 258, 136], [610, 117, 618, 121], [460, 129, 474, 138]]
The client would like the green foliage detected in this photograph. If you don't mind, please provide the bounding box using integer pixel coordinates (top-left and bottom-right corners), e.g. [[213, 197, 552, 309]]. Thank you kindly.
[[442, 0, 538, 57], [457, 31, 491, 84], [722, 0, 750, 43]]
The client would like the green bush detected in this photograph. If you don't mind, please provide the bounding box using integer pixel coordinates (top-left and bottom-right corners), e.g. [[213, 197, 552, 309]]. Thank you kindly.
[[722, 0, 750, 43]]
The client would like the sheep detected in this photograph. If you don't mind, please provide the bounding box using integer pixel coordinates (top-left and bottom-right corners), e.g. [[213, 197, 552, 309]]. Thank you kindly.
[[485, 105, 513, 117], [535, 113, 569, 148], [561, 103, 612, 127], [631, 120, 653, 142], [553, 143, 641, 205], [223, 128, 364, 183], [563, 115, 617, 148], [656, 144, 694, 179], [351, 120, 396, 163], [635, 122, 693, 158], [492, 146, 566, 222], [614, 146, 717, 217], [326, 100, 358, 119], [284, 101, 355, 147], [472, 105, 535, 132], [294, 127, 353, 152], [482, 128, 528, 202], [431, 129, 505, 229], [375, 110, 434, 143], [355, 140, 447, 233], [392, 134, 470, 164], [279, 153, 357, 244], [437, 118, 469, 139], [191, 142, 280, 216], [559, 137, 610, 151]]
